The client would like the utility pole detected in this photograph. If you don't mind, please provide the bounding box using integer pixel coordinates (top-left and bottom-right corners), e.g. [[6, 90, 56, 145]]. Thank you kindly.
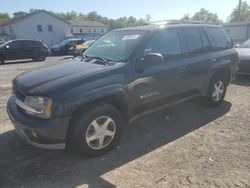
[[238, 0, 242, 21]]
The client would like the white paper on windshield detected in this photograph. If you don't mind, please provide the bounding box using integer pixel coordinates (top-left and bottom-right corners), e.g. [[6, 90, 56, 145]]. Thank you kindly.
[[122, 35, 140, 40]]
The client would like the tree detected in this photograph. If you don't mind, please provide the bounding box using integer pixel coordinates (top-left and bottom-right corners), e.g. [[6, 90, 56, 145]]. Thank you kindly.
[[52, 11, 147, 30], [13, 11, 27, 18], [181, 8, 222, 24], [29, 9, 41, 13], [0, 13, 10, 24], [228, 1, 250, 22]]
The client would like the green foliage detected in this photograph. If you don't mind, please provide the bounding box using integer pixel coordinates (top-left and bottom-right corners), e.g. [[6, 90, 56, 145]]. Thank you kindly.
[[228, 1, 250, 22], [181, 8, 222, 24], [52, 11, 147, 30], [0, 13, 10, 24]]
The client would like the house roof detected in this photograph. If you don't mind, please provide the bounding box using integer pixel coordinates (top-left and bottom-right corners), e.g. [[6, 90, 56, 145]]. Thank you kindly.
[[69, 20, 107, 28], [0, 10, 107, 29], [0, 10, 70, 26]]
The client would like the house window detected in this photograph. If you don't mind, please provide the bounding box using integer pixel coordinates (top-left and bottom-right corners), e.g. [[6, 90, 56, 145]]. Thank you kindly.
[[37, 25, 42, 32], [9, 26, 13, 33], [48, 25, 53, 32], [0, 27, 6, 33], [70, 28, 73, 34], [80, 28, 83, 33]]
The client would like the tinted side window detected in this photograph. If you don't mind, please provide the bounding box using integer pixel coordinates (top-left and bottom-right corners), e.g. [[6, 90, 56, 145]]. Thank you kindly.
[[205, 27, 233, 50], [23, 41, 41, 48], [9, 41, 22, 48], [144, 29, 182, 60], [200, 29, 211, 49], [183, 27, 203, 54]]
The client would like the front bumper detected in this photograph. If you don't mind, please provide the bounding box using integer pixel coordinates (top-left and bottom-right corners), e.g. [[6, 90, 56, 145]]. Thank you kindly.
[[7, 97, 71, 150]]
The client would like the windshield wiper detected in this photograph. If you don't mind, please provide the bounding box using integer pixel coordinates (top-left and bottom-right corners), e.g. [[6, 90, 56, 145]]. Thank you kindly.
[[84, 55, 112, 65]]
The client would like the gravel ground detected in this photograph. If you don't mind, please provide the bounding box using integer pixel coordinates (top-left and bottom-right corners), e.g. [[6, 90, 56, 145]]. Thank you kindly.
[[0, 58, 249, 188]]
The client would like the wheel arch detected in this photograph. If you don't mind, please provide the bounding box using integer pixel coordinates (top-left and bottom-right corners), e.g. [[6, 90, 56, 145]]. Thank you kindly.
[[211, 67, 231, 85], [66, 93, 130, 144]]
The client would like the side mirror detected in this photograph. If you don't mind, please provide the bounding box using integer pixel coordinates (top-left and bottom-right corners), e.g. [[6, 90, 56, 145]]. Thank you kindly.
[[136, 53, 164, 72]]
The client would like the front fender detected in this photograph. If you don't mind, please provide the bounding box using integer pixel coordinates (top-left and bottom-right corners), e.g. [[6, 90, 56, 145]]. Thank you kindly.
[[56, 84, 132, 116]]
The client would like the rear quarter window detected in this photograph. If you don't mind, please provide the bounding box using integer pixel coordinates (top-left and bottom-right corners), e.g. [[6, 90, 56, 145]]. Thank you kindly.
[[205, 27, 233, 50]]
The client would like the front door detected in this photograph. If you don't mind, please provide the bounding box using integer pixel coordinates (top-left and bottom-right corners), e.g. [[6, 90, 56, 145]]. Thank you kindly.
[[5, 41, 23, 60], [134, 28, 187, 109]]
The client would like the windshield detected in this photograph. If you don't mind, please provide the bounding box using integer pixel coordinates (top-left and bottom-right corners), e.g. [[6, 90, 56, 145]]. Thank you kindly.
[[0, 41, 10, 47], [57, 39, 76, 46], [83, 30, 147, 62], [240, 39, 250, 48]]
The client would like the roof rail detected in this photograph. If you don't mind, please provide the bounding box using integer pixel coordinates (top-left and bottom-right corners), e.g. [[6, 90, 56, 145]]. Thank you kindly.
[[150, 20, 205, 25]]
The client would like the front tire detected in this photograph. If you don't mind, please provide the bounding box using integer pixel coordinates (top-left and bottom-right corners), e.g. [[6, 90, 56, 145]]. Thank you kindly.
[[68, 103, 124, 157], [204, 74, 227, 107]]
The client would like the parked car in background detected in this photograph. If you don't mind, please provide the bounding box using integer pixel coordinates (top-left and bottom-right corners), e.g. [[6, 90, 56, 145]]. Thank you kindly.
[[50, 38, 85, 56], [0, 39, 49, 64], [236, 39, 250, 74], [7, 24, 238, 157], [0, 39, 7, 45], [68, 40, 95, 57]]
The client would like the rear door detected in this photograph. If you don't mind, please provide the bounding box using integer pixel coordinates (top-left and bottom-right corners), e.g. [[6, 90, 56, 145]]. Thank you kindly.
[[5, 41, 23, 60], [180, 26, 215, 92], [22, 41, 35, 58]]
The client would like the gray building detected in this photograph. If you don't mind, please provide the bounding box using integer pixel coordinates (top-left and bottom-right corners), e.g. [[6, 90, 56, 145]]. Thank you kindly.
[[0, 10, 108, 47], [223, 22, 250, 43]]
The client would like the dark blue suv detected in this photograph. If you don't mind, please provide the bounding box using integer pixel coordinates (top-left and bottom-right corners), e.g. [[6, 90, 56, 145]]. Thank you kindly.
[[7, 23, 238, 157]]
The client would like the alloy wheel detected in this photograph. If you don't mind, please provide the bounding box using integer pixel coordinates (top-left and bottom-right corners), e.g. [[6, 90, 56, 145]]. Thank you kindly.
[[85, 116, 116, 150]]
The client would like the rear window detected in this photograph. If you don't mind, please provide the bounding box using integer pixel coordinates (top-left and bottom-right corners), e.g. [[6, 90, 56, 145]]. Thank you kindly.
[[24, 41, 41, 47], [183, 28, 203, 54], [205, 27, 233, 50], [183, 27, 211, 55]]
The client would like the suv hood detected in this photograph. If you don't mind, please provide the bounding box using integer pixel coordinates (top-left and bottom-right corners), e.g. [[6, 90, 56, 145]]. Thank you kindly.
[[14, 59, 119, 94]]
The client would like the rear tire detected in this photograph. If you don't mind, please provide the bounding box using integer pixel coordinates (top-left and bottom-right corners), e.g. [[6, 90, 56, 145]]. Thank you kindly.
[[68, 103, 124, 157], [33, 56, 46, 62], [0, 57, 5, 64], [204, 74, 227, 107]]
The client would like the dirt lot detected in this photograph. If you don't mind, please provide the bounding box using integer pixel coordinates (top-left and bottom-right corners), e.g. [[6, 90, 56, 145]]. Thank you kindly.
[[0, 58, 249, 188]]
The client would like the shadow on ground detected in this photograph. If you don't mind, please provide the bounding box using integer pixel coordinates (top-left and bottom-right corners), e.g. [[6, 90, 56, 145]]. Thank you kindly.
[[0, 100, 231, 187]]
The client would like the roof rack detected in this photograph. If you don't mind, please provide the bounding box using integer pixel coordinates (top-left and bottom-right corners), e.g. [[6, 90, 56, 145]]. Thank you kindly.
[[150, 20, 205, 25]]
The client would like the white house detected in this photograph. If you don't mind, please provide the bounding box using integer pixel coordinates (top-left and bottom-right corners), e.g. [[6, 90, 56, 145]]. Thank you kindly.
[[0, 10, 108, 46]]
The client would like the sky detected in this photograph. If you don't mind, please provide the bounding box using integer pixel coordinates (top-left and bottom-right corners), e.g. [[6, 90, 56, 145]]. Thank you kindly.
[[0, 0, 249, 22]]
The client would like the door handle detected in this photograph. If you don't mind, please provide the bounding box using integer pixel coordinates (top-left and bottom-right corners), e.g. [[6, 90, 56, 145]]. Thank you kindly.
[[210, 58, 217, 62], [177, 66, 187, 73]]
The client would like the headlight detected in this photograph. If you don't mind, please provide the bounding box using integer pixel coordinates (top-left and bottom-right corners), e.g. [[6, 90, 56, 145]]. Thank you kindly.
[[24, 96, 53, 119]]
